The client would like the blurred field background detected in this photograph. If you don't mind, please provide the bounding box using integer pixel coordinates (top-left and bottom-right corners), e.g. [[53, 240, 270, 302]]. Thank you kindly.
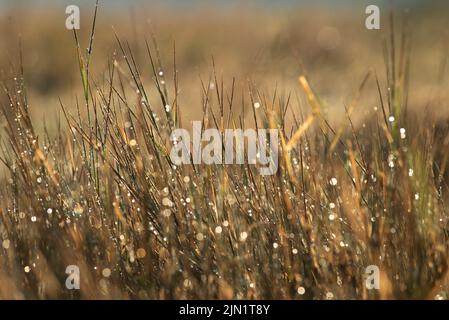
[[0, 0, 448, 130]]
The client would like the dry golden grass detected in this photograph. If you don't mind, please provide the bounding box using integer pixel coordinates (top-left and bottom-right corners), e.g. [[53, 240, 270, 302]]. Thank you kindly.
[[0, 3, 449, 300]]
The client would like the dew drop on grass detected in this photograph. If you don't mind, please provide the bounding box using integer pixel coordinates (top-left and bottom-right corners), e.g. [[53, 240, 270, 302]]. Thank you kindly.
[[102, 268, 111, 278], [24, 266, 31, 273], [31, 216, 37, 222], [2, 239, 10, 249], [329, 214, 335, 221], [388, 154, 395, 168], [161, 209, 171, 217], [330, 178, 338, 186], [136, 248, 146, 259], [215, 226, 223, 234], [297, 287, 306, 295], [240, 232, 248, 242], [162, 197, 174, 207], [196, 233, 204, 241], [74, 204, 84, 215], [254, 102, 261, 109]]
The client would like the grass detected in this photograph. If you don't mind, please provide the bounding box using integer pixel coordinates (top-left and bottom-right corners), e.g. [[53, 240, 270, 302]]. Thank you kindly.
[[0, 6, 448, 299]]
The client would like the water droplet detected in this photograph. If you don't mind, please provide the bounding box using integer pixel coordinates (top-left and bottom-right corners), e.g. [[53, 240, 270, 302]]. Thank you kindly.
[[297, 287, 306, 295], [161, 209, 171, 217], [136, 248, 146, 259], [162, 197, 174, 207], [196, 233, 204, 241], [2, 239, 10, 249], [330, 178, 338, 186], [102, 268, 111, 278], [74, 204, 84, 215], [388, 154, 395, 168]]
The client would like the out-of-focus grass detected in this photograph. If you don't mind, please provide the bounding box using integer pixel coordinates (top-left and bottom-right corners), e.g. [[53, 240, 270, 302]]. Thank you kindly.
[[0, 4, 449, 300], [1, 5, 448, 121]]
